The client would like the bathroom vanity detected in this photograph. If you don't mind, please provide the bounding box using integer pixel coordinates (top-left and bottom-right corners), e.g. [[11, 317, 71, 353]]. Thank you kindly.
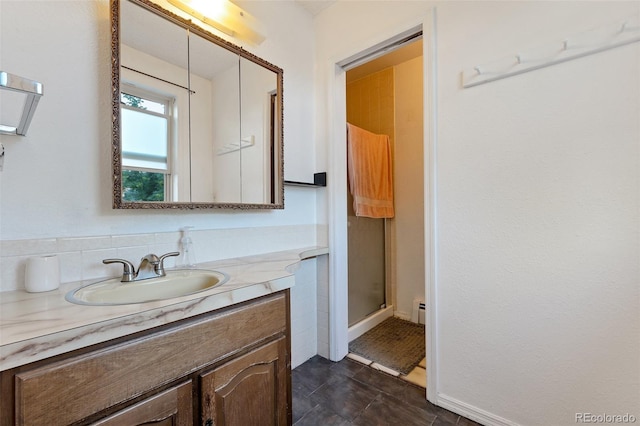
[[1, 292, 288, 425], [0, 247, 327, 425]]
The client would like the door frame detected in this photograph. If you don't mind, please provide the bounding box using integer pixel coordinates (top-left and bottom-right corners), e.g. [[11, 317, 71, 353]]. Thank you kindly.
[[326, 8, 439, 403]]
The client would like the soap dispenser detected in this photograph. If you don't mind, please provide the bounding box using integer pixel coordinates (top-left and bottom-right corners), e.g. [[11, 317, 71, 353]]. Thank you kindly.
[[179, 226, 197, 268]]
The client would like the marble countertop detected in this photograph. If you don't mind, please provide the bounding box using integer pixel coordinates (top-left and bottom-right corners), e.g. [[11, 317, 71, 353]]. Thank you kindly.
[[0, 246, 328, 371]]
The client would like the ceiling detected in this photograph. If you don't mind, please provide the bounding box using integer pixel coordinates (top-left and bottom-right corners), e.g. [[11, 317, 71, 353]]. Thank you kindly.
[[347, 39, 423, 83], [291, 0, 422, 83], [295, 0, 337, 16]]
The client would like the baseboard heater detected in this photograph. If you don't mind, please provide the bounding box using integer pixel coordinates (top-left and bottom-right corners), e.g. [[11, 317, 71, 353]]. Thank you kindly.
[[412, 299, 426, 325]]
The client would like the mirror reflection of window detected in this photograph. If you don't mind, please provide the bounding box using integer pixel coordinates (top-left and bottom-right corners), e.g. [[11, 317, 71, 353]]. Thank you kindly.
[[120, 88, 173, 202]]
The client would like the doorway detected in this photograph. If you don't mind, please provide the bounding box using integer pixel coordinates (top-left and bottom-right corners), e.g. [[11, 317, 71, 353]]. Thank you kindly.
[[343, 35, 426, 385], [326, 13, 438, 402]]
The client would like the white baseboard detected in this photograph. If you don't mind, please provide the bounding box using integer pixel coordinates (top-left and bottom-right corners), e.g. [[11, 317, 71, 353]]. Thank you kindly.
[[393, 310, 411, 321], [435, 394, 521, 426]]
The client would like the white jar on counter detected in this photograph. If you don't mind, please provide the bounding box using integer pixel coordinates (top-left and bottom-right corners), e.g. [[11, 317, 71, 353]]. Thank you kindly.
[[25, 255, 60, 293]]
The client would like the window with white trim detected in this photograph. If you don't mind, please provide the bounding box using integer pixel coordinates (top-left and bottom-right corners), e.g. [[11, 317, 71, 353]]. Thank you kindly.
[[120, 86, 173, 202]]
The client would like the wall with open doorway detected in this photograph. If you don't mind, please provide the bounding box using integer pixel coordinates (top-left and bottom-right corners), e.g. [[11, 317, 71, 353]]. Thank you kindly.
[[315, 1, 639, 425]]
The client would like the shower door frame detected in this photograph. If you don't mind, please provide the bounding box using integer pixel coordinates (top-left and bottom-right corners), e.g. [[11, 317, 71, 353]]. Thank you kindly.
[[326, 9, 439, 404]]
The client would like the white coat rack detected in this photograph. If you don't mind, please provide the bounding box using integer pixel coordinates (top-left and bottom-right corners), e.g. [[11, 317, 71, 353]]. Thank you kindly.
[[462, 15, 640, 88]]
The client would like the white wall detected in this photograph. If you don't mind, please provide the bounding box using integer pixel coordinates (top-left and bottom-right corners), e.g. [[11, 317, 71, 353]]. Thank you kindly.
[[211, 63, 242, 203], [188, 70, 216, 203], [290, 258, 318, 368], [393, 56, 425, 321], [0, 0, 317, 241], [315, 1, 639, 425], [240, 59, 278, 204]]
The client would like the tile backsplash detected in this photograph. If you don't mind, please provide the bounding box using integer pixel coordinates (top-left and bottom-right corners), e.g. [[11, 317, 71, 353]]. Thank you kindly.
[[0, 224, 327, 292]]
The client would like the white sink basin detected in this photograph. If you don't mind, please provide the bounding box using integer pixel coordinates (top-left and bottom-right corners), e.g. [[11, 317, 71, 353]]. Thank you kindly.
[[66, 269, 228, 306]]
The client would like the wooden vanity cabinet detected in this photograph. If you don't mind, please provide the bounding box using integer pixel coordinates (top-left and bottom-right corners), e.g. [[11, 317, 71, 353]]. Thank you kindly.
[[0, 291, 292, 426]]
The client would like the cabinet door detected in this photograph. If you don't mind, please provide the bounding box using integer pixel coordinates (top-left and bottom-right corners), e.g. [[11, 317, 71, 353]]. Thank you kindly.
[[200, 337, 290, 426], [91, 381, 192, 426]]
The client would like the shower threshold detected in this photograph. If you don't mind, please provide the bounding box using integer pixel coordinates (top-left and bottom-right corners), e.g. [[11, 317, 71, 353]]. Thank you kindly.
[[348, 305, 394, 342]]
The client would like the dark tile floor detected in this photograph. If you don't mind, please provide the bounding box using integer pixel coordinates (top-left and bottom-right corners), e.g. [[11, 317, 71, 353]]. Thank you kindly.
[[292, 356, 481, 426]]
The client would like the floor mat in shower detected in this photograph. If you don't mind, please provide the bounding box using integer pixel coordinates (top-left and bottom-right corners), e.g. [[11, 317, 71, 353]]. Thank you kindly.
[[348, 316, 425, 375]]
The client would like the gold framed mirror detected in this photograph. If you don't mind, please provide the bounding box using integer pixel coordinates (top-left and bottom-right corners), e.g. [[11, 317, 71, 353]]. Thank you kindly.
[[110, 0, 284, 209]]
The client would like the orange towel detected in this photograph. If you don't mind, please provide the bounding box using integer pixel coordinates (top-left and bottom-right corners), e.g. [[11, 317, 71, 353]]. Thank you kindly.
[[347, 123, 394, 218]]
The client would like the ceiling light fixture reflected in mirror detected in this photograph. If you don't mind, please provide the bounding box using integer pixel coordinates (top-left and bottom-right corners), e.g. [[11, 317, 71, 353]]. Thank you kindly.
[[167, 0, 265, 45]]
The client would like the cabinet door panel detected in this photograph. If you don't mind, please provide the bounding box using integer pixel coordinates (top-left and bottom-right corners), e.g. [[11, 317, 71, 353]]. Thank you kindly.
[[201, 337, 289, 426], [92, 381, 192, 426]]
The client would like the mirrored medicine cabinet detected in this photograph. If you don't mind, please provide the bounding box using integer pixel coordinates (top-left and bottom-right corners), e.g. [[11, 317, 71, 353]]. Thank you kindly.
[[111, 0, 284, 209]]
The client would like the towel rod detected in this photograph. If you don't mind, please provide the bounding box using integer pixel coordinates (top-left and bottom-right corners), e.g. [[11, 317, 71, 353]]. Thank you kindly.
[[0, 71, 43, 136], [216, 135, 255, 155], [122, 66, 195, 94], [284, 172, 327, 187]]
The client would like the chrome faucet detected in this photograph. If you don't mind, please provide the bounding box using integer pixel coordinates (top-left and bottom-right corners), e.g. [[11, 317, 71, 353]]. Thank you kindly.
[[103, 252, 180, 283]]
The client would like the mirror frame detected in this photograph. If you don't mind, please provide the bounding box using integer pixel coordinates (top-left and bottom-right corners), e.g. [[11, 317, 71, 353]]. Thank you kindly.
[[110, 0, 284, 209]]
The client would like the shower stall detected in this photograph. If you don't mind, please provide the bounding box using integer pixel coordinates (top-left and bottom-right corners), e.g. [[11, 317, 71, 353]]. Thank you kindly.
[[345, 65, 396, 338], [345, 38, 425, 341], [347, 194, 387, 326]]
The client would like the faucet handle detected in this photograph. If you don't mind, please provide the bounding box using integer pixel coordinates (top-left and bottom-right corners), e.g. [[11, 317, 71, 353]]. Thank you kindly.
[[140, 254, 160, 265], [103, 258, 136, 282], [157, 252, 180, 274]]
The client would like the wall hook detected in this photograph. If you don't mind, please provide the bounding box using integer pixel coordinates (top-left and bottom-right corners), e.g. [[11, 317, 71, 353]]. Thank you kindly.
[[619, 21, 640, 33]]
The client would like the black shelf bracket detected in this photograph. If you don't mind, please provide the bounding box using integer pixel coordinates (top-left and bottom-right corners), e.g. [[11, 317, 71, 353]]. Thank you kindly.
[[284, 172, 327, 188]]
